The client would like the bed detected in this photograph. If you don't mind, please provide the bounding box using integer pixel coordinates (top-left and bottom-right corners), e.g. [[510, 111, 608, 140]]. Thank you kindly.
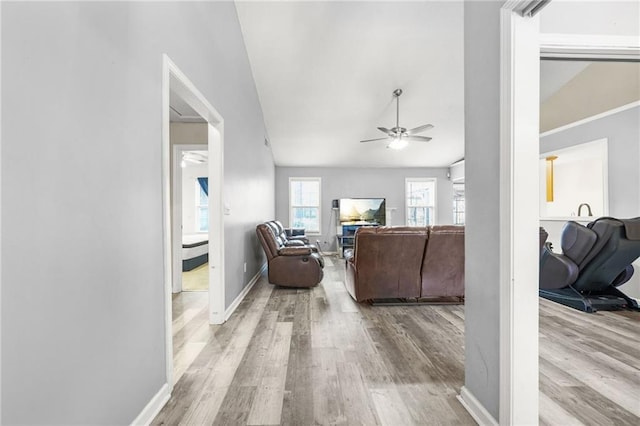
[[182, 233, 209, 271]]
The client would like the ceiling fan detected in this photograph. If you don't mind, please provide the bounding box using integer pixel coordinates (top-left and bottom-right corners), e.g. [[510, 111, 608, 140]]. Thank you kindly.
[[360, 89, 433, 150]]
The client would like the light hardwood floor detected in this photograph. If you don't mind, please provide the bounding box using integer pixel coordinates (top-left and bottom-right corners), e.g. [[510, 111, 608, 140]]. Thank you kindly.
[[154, 256, 640, 425]]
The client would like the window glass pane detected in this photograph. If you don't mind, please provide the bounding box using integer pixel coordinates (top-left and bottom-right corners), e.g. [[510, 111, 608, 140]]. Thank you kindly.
[[407, 206, 433, 226], [291, 207, 319, 232], [291, 180, 320, 206], [453, 183, 465, 225], [199, 186, 208, 205], [198, 207, 208, 232], [290, 178, 321, 233], [196, 179, 209, 232], [407, 181, 432, 206]]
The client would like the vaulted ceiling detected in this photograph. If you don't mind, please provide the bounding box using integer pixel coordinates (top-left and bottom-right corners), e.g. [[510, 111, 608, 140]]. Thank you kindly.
[[236, 1, 465, 168], [235, 2, 638, 168]]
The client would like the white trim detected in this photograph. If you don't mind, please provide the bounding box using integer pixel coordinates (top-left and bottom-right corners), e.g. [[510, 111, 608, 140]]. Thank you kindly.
[[499, 4, 540, 425], [288, 177, 322, 234], [130, 383, 171, 426], [457, 387, 499, 426], [0, 1, 3, 420], [161, 54, 174, 394], [162, 54, 226, 391], [540, 34, 640, 60], [207, 122, 225, 325], [539, 101, 640, 138], [172, 144, 205, 294], [224, 262, 267, 321]]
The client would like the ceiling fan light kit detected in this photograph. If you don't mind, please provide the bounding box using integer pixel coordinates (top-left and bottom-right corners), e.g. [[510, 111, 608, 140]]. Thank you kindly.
[[360, 88, 433, 150], [388, 137, 408, 150]]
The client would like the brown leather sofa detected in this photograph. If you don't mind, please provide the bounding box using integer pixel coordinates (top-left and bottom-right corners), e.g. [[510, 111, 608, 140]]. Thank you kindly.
[[256, 222, 324, 288], [344, 226, 464, 302]]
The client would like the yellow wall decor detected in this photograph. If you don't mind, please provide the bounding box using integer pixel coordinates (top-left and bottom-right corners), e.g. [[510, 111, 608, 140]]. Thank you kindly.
[[545, 156, 558, 202]]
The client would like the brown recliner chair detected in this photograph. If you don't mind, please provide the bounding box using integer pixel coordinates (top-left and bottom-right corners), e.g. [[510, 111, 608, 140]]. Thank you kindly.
[[265, 220, 313, 247], [256, 223, 324, 288]]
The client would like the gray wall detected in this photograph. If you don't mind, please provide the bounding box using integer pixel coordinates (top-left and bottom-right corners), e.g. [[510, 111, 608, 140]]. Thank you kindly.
[[540, 106, 640, 219], [463, 0, 502, 420], [275, 167, 453, 252], [1, 2, 273, 424]]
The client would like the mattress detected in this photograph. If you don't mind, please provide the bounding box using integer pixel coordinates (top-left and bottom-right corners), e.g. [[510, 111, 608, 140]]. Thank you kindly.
[[182, 233, 209, 271], [182, 234, 208, 260]]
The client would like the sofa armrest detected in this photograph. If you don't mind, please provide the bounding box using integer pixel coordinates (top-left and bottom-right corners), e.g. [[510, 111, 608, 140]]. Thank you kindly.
[[344, 249, 355, 263], [284, 240, 306, 247], [278, 246, 313, 256]]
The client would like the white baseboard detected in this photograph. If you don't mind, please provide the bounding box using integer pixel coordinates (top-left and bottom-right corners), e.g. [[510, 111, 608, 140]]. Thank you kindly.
[[224, 263, 267, 321], [457, 386, 498, 426], [131, 383, 171, 426]]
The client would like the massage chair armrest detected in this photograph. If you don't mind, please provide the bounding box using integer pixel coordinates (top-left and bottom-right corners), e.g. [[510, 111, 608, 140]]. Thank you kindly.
[[279, 246, 313, 256], [284, 240, 306, 247], [539, 246, 579, 290]]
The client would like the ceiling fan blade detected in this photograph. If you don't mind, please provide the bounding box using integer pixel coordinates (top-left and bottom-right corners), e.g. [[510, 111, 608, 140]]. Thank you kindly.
[[406, 124, 434, 135], [377, 127, 395, 136], [360, 137, 389, 143], [405, 135, 432, 142]]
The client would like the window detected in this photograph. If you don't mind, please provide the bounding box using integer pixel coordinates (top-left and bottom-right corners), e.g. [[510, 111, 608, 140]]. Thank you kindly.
[[406, 178, 436, 226], [289, 177, 321, 234], [196, 179, 208, 232], [453, 183, 465, 225]]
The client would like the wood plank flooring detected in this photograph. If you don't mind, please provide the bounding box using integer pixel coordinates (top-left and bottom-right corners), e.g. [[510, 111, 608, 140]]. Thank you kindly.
[[154, 256, 640, 425]]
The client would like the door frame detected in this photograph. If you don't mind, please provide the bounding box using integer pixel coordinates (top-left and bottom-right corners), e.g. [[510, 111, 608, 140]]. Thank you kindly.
[[497, 2, 640, 424], [162, 54, 225, 387]]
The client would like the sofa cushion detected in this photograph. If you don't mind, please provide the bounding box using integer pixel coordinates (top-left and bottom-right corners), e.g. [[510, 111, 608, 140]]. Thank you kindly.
[[351, 227, 428, 300], [421, 226, 465, 298]]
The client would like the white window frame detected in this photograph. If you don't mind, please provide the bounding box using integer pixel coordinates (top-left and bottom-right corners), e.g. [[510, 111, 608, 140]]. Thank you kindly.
[[405, 177, 437, 226], [289, 177, 322, 235], [453, 182, 465, 225]]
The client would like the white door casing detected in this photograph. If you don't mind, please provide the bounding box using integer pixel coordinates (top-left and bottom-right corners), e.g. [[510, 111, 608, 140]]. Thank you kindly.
[[162, 54, 225, 389]]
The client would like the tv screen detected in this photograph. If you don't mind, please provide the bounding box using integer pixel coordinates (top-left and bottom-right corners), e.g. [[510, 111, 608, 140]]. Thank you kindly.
[[339, 198, 386, 225]]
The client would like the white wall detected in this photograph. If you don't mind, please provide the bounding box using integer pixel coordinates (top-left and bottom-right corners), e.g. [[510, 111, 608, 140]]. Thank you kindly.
[[539, 139, 607, 218], [275, 167, 453, 252], [541, 1, 640, 37], [540, 106, 640, 220], [1, 2, 274, 424]]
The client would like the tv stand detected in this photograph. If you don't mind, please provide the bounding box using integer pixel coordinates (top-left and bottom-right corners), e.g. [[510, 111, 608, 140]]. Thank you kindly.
[[337, 223, 378, 257]]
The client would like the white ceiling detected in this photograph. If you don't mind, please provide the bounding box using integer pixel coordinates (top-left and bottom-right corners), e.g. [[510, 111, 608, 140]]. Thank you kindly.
[[540, 60, 591, 102], [170, 89, 206, 123], [236, 1, 465, 168]]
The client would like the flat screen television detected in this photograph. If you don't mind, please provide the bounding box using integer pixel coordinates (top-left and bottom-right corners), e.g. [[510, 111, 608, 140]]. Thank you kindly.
[[339, 198, 386, 225]]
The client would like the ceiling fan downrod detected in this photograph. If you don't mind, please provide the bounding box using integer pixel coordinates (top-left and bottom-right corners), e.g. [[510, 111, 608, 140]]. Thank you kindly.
[[393, 89, 402, 132]]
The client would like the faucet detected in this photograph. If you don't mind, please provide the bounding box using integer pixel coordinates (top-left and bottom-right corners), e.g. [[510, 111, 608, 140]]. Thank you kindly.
[[577, 203, 592, 217]]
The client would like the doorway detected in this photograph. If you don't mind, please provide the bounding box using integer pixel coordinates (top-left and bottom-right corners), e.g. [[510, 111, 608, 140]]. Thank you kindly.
[[496, 3, 640, 424], [162, 55, 226, 388], [171, 144, 210, 293]]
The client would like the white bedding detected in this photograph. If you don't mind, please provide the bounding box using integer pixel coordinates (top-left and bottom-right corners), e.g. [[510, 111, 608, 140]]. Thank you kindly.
[[182, 233, 208, 260]]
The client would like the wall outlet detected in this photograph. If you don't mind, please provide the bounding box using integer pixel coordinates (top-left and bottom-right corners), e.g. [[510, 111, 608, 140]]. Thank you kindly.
[[243, 262, 247, 273]]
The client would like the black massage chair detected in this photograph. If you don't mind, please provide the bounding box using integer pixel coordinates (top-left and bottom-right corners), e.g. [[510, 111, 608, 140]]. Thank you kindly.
[[539, 217, 640, 313]]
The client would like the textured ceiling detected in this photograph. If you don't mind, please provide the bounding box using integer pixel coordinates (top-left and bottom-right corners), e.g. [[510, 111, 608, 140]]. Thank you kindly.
[[236, 1, 465, 168]]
